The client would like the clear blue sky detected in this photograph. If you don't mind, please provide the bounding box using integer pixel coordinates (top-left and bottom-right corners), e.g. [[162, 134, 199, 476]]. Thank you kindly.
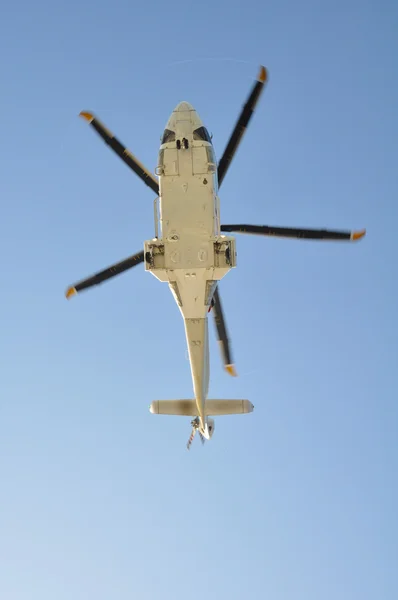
[[0, 0, 397, 598]]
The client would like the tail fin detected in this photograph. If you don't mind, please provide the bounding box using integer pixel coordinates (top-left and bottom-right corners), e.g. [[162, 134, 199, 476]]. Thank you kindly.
[[149, 399, 254, 416]]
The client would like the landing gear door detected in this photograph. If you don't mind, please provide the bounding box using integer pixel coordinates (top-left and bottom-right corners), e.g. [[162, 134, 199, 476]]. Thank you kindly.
[[163, 148, 179, 176], [192, 146, 209, 175]]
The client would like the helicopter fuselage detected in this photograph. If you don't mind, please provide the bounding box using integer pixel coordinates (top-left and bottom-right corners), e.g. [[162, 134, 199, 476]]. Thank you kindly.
[[144, 102, 236, 434]]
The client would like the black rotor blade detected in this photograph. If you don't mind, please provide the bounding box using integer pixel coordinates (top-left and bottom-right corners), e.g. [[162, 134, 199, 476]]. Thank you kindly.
[[221, 224, 367, 242], [211, 286, 237, 377], [80, 112, 159, 195], [217, 65, 268, 189], [65, 250, 144, 299]]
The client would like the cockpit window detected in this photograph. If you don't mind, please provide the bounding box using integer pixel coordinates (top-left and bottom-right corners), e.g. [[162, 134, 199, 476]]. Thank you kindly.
[[193, 126, 212, 143], [161, 129, 175, 144]]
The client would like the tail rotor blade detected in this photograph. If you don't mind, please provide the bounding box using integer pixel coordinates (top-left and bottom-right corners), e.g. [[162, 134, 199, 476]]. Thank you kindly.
[[79, 112, 159, 195], [187, 427, 197, 451], [211, 286, 237, 377], [217, 65, 268, 188], [221, 224, 366, 242], [65, 250, 145, 299]]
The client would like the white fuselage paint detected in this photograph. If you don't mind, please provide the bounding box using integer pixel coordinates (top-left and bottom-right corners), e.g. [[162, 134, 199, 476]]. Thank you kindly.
[[144, 102, 235, 437]]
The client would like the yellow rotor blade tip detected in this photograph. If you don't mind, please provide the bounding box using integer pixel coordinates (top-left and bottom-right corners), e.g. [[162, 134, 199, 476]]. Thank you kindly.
[[225, 364, 238, 377], [352, 229, 366, 241], [79, 111, 94, 122], [258, 65, 267, 83], [65, 287, 77, 299]]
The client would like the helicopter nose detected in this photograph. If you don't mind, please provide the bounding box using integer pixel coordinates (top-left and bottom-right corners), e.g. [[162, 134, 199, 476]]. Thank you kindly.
[[173, 102, 196, 122], [163, 101, 203, 136], [174, 101, 195, 113]]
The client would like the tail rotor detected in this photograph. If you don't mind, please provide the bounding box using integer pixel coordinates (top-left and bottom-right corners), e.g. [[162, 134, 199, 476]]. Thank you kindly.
[[186, 417, 204, 451], [186, 426, 196, 451]]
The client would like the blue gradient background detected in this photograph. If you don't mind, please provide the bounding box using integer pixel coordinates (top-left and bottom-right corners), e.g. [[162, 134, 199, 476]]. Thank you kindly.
[[0, 1, 397, 598]]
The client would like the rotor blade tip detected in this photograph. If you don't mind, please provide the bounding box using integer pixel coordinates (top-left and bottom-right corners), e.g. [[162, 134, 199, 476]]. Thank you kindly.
[[79, 111, 94, 122], [65, 287, 77, 299], [258, 65, 267, 83], [225, 364, 238, 377], [351, 229, 366, 241]]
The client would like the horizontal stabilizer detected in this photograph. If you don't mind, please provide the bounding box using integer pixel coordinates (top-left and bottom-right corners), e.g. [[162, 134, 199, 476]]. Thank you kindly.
[[149, 399, 254, 416]]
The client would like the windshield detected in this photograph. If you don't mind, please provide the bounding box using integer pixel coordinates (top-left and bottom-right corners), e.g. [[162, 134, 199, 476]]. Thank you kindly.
[[161, 129, 175, 144], [193, 126, 212, 143]]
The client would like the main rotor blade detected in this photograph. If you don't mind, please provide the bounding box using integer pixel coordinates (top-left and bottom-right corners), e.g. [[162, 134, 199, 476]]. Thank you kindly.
[[65, 250, 144, 299], [211, 286, 237, 377], [217, 65, 268, 188], [221, 224, 367, 242], [79, 112, 159, 195]]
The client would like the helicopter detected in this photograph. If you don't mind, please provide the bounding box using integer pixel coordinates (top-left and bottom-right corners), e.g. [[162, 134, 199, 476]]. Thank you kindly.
[[65, 65, 366, 450]]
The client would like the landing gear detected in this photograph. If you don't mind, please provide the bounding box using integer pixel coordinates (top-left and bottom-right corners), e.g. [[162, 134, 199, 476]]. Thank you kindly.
[[176, 138, 189, 149]]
